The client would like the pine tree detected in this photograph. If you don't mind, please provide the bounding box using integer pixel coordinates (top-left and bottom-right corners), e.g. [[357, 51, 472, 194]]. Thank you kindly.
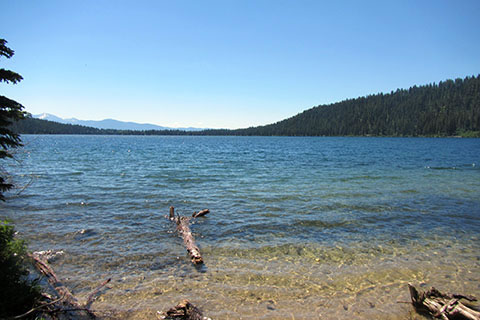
[[0, 39, 26, 200]]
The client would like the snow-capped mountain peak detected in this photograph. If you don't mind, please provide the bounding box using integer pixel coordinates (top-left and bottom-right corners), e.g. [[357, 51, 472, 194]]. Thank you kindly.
[[32, 113, 203, 131]]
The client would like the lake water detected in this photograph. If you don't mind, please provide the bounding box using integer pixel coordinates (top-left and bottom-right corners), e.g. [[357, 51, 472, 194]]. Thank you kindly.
[[1, 135, 480, 319]]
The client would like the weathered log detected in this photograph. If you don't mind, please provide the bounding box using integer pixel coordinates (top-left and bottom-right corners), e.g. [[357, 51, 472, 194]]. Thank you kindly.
[[85, 278, 112, 309], [29, 252, 88, 315], [29, 252, 110, 319], [408, 283, 480, 320], [164, 299, 204, 320], [192, 209, 209, 218], [176, 216, 204, 265]]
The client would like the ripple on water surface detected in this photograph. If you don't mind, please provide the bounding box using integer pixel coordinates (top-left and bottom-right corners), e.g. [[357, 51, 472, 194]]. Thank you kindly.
[[1, 136, 480, 319]]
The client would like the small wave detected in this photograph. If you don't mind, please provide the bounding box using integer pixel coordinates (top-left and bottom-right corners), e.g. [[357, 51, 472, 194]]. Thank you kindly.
[[337, 175, 382, 182], [311, 202, 391, 213], [425, 163, 477, 170], [400, 189, 419, 194], [294, 219, 356, 229], [73, 228, 97, 240], [65, 201, 89, 207], [33, 249, 65, 263], [52, 171, 84, 176]]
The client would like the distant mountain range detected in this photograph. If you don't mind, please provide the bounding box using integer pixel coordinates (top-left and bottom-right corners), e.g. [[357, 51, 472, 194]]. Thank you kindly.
[[33, 113, 203, 131], [16, 75, 479, 137]]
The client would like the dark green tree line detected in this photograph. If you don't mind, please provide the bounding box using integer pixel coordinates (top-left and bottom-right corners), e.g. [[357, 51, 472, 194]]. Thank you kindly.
[[233, 75, 480, 136], [14, 74, 480, 137]]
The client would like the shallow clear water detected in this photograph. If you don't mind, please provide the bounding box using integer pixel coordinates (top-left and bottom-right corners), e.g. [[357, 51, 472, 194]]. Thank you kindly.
[[1, 135, 479, 319]]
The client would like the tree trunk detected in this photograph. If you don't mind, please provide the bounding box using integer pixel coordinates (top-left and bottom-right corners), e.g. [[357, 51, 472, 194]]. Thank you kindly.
[[176, 216, 204, 265]]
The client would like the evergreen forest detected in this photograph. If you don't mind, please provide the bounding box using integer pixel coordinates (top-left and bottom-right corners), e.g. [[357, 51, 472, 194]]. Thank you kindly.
[[14, 75, 480, 137]]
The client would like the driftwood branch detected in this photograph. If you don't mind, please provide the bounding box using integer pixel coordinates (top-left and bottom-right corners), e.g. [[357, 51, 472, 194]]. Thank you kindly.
[[86, 277, 112, 308], [14, 295, 65, 319], [176, 216, 204, 265], [192, 209, 209, 218], [163, 299, 204, 320], [166, 207, 206, 265], [29, 252, 111, 319], [29, 252, 84, 311], [408, 284, 480, 320]]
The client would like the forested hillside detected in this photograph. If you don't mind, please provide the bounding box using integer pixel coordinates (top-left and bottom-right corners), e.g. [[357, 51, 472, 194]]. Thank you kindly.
[[13, 117, 105, 134], [12, 117, 188, 135], [14, 75, 480, 137], [231, 75, 480, 136]]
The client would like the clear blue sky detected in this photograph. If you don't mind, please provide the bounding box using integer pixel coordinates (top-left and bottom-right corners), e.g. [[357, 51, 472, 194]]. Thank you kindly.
[[1, 1, 479, 129]]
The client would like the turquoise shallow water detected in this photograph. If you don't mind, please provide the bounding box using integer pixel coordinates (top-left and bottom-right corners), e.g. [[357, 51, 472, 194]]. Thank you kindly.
[[1, 135, 480, 319]]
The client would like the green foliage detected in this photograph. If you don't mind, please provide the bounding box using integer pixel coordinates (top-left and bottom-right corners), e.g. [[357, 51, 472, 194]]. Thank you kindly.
[[233, 75, 480, 137], [0, 39, 41, 319], [14, 116, 108, 134], [1, 39, 26, 200], [13, 75, 480, 137], [0, 220, 41, 319], [13, 116, 192, 135], [0, 39, 15, 58], [456, 130, 480, 138]]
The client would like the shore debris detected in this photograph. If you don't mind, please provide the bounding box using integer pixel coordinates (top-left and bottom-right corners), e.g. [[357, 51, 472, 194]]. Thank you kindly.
[[27, 252, 111, 319], [167, 206, 206, 265], [161, 299, 207, 320], [192, 209, 209, 218], [408, 283, 480, 320], [176, 216, 204, 264]]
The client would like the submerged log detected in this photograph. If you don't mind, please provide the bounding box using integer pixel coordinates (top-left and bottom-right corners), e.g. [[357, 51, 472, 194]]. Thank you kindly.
[[164, 299, 204, 320], [29, 252, 110, 319], [408, 284, 480, 320], [29, 252, 88, 316], [192, 209, 209, 218], [176, 216, 204, 265], [85, 278, 112, 309]]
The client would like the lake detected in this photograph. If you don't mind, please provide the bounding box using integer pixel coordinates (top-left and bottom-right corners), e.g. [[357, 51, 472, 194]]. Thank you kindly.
[[1, 135, 479, 319]]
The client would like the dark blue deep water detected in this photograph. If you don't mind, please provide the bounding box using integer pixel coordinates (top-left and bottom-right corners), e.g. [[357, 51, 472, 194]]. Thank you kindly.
[[2, 135, 479, 319]]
